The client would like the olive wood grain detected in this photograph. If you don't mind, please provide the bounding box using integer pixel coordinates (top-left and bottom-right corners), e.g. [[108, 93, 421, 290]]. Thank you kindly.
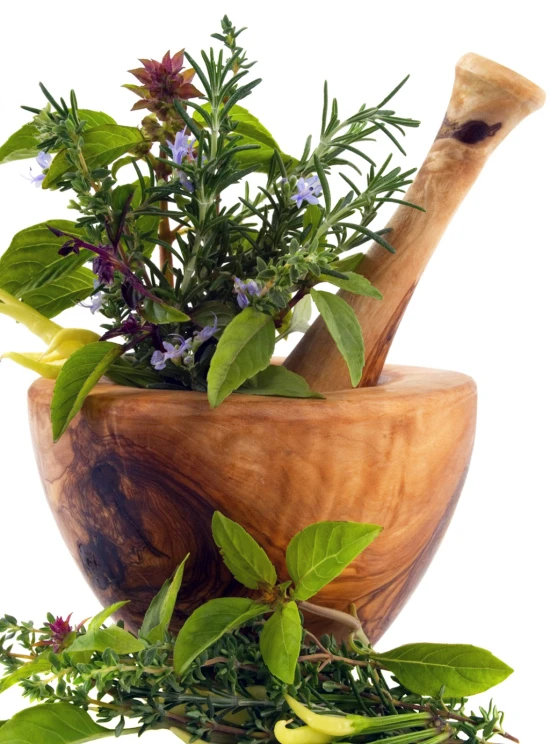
[[28, 366, 476, 641], [284, 54, 545, 391]]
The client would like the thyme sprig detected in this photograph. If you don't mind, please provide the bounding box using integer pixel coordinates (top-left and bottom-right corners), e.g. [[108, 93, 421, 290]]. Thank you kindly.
[[0, 516, 517, 743]]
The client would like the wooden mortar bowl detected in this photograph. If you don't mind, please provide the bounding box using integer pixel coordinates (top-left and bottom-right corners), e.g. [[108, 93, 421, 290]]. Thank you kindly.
[[28, 365, 476, 642]]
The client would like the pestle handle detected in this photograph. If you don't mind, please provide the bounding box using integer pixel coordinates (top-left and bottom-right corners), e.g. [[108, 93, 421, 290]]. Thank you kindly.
[[284, 53, 545, 391]]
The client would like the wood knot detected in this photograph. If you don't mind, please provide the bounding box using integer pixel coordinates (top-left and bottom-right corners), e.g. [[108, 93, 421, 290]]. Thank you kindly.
[[436, 116, 502, 145]]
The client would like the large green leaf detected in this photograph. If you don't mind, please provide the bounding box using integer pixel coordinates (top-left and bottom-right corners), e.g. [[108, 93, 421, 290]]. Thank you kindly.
[[194, 104, 295, 173], [68, 600, 146, 655], [141, 557, 188, 643], [238, 365, 323, 399], [0, 656, 52, 694], [330, 252, 364, 273], [319, 271, 382, 299], [0, 110, 115, 166], [51, 342, 123, 440], [259, 601, 302, 684], [68, 625, 146, 655], [371, 643, 513, 698], [174, 598, 268, 674], [43, 125, 144, 187], [0, 221, 94, 318], [0, 123, 42, 165], [0, 704, 112, 743], [207, 307, 275, 407], [286, 521, 382, 601], [212, 511, 277, 590], [310, 289, 365, 387]]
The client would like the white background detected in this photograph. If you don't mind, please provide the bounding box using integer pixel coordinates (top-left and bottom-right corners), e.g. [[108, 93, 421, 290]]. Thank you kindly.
[[0, 1, 548, 741]]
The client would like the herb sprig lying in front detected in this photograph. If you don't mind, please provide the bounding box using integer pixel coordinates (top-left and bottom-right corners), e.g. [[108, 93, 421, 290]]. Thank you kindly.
[[0, 515, 516, 743], [0, 15, 423, 439]]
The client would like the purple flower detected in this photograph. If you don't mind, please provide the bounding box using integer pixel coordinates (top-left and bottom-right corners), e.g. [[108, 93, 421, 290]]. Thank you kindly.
[[92, 247, 116, 285], [291, 175, 322, 208], [81, 292, 106, 314], [167, 131, 196, 165], [151, 336, 192, 370], [179, 173, 194, 192], [194, 315, 218, 344], [45, 615, 73, 653], [234, 277, 261, 309], [24, 151, 52, 187]]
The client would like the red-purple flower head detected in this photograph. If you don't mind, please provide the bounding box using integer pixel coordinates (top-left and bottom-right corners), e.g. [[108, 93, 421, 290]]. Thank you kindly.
[[45, 614, 73, 652], [126, 50, 203, 120]]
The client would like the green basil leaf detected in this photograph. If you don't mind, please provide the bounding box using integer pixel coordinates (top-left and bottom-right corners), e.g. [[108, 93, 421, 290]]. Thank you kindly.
[[287, 521, 382, 601], [0, 110, 116, 165], [174, 598, 268, 674], [212, 511, 277, 590], [51, 342, 123, 441], [0, 221, 94, 318], [303, 204, 322, 232], [259, 601, 302, 684], [191, 302, 235, 330], [0, 656, 52, 694], [238, 365, 324, 399], [141, 557, 188, 643], [207, 307, 275, 408], [330, 252, 364, 273], [142, 299, 190, 324], [105, 357, 161, 388], [310, 289, 365, 387], [0, 123, 42, 165], [68, 625, 146, 655], [43, 125, 144, 187], [0, 703, 111, 743], [319, 271, 383, 299], [88, 601, 129, 632], [194, 104, 295, 173], [371, 643, 513, 698]]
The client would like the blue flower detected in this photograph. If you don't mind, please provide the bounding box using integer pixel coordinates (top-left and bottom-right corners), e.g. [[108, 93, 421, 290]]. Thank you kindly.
[[291, 175, 322, 208], [81, 292, 106, 314], [167, 131, 196, 165], [150, 336, 192, 370], [167, 131, 196, 192], [194, 315, 218, 344], [234, 277, 261, 309], [25, 151, 52, 187]]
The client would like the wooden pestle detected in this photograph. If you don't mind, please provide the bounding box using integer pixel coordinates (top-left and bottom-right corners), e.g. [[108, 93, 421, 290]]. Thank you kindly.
[[284, 53, 545, 390]]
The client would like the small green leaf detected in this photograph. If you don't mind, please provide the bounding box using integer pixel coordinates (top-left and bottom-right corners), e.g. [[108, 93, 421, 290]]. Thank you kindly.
[[0, 703, 111, 743], [319, 271, 382, 299], [259, 601, 302, 684], [68, 625, 146, 655], [303, 204, 322, 232], [0, 110, 116, 166], [212, 512, 277, 589], [88, 601, 129, 632], [0, 656, 52, 694], [194, 104, 295, 173], [238, 365, 324, 399], [310, 289, 365, 387], [191, 302, 235, 330], [51, 342, 123, 440], [287, 521, 382, 601], [371, 643, 514, 698], [141, 557, 188, 643], [0, 221, 93, 318], [174, 598, 268, 674], [207, 307, 275, 407], [43, 125, 144, 187], [142, 299, 190, 324], [330, 252, 364, 273]]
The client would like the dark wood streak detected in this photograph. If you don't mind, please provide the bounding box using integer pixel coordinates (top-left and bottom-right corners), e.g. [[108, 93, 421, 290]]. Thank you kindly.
[[436, 115, 502, 144]]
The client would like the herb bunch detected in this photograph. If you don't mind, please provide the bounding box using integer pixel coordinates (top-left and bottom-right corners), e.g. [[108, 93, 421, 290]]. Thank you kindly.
[[0, 515, 516, 743], [0, 16, 422, 440]]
